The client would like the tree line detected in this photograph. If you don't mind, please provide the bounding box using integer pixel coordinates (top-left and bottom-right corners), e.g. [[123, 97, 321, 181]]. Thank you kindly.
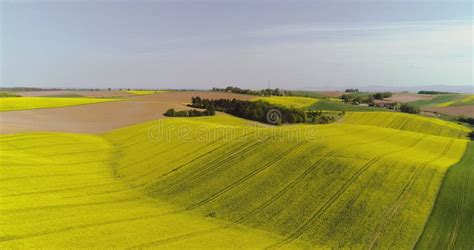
[[341, 92, 393, 104], [164, 107, 216, 117], [418, 90, 456, 94], [211, 86, 293, 97], [193, 96, 332, 124]]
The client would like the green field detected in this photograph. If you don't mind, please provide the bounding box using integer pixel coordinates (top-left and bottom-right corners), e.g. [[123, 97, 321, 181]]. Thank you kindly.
[[0, 97, 122, 111], [1, 112, 470, 248], [409, 94, 474, 107], [253, 96, 317, 108], [290, 90, 333, 99], [416, 141, 474, 249]]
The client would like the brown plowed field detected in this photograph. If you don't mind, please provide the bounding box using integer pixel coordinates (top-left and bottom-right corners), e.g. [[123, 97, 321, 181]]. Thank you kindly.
[[385, 93, 435, 103], [422, 106, 474, 118], [0, 91, 253, 134]]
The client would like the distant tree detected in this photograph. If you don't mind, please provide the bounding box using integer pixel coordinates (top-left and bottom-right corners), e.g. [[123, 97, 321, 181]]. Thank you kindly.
[[458, 116, 474, 125], [367, 95, 375, 104], [345, 89, 359, 93], [374, 93, 383, 100], [207, 105, 216, 116], [164, 108, 176, 117], [469, 131, 474, 140], [400, 103, 420, 114], [341, 94, 351, 102]]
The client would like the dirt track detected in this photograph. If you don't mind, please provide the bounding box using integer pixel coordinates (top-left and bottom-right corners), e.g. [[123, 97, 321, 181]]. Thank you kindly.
[[0, 91, 254, 134]]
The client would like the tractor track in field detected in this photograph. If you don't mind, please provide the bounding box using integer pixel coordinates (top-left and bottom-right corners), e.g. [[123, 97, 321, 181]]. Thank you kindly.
[[115, 141, 194, 171], [124, 131, 258, 183], [233, 130, 401, 223], [446, 169, 469, 249], [1, 159, 111, 167], [123, 133, 396, 248], [0, 181, 122, 198], [0, 170, 111, 182], [0, 210, 180, 243], [268, 135, 427, 248], [121, 129, 401, 248], [366, 139, 455, 249], [148, 127, 374, 196], [0, 197, 142, 215], [185, 141, 306, 210], [126, 225, 231, 249], [415, 142, 472, 249], [120, 131, 255, 175], [150, 138, 266, 194]]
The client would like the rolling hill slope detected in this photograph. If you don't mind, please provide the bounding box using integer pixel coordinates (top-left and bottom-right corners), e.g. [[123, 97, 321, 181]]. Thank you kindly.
[[253, 96, 317, 108], [1, 112, 469, 248], [409, 94, 474, 107], [0, 132, 308, 248], [341, 112, 470, 139], [103, 114, 468, 248], [416, 141, 474, 249]]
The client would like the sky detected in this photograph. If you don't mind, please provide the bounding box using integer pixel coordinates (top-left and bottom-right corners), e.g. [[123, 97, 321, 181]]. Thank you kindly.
[[1, 0, 473, 90]]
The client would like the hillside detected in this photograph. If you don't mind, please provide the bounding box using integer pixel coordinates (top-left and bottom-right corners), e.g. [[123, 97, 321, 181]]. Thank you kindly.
[[1, 112, 469, 248], [409, 94, 474, 107], [341, 112, 470, 139], [0, 132, 309, 248], [253, 96, 317, 108], [416, 141, 474, 249], [102, 114, 467, 248]]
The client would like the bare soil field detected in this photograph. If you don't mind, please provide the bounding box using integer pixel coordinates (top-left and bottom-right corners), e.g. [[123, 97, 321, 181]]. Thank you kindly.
[[385, 93, 435, 103], [11, 90, 134, 97], [422, 106, 474, 118], [0, 91, 254, 134]]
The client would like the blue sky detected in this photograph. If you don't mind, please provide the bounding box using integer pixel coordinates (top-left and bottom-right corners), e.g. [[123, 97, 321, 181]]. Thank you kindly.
[[1, 1, 472, 89]]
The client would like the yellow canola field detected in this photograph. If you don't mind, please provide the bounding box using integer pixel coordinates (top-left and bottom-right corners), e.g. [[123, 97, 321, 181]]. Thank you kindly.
[[0, 113, 469, 248], [0, 97, 121, 112], [253, 96, 317, 108], [0, 132, 309, 248], [103, 115, 467, 248], [341, 112, 470, 139]]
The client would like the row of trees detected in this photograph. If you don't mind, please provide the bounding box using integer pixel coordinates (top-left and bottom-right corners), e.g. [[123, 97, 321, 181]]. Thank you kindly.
[[418, 90, 455, 94], [345, 88, 360, 93], [164, 107, 215, 117], [457, 116, 474, 125], [191, 97, 308, 124], [211, 86, 293, 97], [341, 92, 393, 104]]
